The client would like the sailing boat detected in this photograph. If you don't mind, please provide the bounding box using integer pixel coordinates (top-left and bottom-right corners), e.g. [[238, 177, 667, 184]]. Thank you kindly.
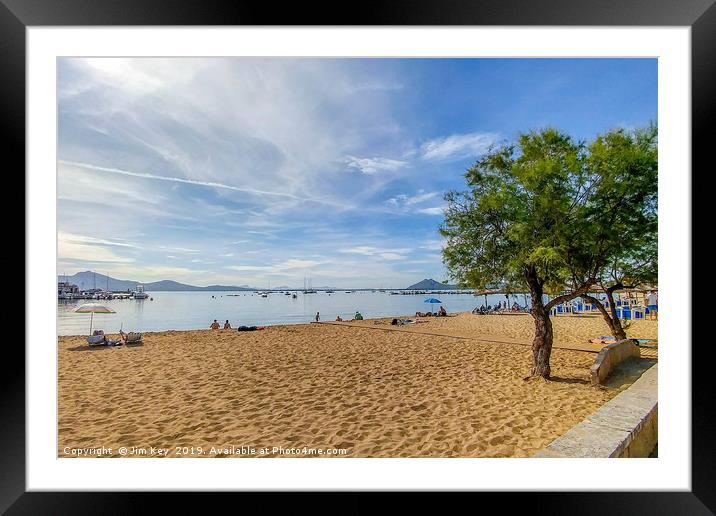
[[303, 276, 316, 294]]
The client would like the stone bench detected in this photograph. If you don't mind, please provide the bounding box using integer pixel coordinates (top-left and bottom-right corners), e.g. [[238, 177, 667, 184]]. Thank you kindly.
[[590, 339, 641, 385]]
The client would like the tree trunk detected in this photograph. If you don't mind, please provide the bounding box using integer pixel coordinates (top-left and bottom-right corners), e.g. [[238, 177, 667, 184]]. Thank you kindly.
[[526, 268, 553, 379], [604, 288, 627, 341], [583, 293, 627, 341], [531, 306, 553, 378]]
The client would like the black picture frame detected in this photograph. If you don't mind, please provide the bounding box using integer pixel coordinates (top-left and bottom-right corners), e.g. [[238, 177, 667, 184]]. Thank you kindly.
[[3, 0, 710, 512]]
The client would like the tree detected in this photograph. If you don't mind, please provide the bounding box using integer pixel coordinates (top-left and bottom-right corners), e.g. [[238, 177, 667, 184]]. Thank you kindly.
[[580, 125, 658, 340], [440, 126, 657, 379]]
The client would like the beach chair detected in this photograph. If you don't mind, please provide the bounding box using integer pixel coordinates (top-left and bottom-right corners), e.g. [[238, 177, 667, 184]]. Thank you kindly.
[[121, 331, 143, 344], [87, 334, 106, 346]]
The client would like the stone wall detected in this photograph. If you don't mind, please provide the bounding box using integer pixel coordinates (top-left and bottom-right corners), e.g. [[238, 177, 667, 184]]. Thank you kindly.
[[534, 363, 658, 458]]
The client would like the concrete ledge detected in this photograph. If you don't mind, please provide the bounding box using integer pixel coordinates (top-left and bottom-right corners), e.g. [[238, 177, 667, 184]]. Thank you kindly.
[[590, 339, 641, 385], [534, 363, 657, 458]]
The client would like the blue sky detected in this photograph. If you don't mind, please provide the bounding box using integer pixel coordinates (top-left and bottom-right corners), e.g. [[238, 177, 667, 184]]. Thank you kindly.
[[57, 58, 657, 288]]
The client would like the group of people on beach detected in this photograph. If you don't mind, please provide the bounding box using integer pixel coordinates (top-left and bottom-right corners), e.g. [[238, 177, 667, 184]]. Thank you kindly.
[[315, 311, 363, 322], [415, 306, 448, 317], [210, 319, 264, 332], [210, 319, 232, 330], [473, 301, 523, 315]]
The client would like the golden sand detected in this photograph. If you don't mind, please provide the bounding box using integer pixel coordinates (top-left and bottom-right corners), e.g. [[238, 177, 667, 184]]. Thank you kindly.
[[58, 313, 657, 458]]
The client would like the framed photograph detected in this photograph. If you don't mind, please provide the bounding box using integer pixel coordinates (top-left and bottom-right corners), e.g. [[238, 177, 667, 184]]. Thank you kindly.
[[5, 0, 711, 511]]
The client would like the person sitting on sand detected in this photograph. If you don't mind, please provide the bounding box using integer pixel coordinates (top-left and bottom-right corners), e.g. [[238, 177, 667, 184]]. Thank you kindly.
[[511, 302, 520, 312], [224, 320, 231, 330], [438, 306, 447, 317], [354, 311, 364, 320], [335, 315, 343, 321], [210, 320, 220, 330]]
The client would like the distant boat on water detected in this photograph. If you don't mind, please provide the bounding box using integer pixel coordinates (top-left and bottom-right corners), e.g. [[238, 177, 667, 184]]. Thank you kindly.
[[131, 285, 150, 299]]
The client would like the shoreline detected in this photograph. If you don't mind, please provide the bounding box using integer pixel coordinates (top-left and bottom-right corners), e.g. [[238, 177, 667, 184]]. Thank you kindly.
[[56, 308, 616, 338]]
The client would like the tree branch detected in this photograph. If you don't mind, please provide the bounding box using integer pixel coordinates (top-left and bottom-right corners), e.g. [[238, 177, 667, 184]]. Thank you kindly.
[[544, 280, 595, 310]]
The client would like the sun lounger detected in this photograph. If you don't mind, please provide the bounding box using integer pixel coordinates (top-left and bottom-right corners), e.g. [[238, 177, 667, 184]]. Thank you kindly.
[[124, 332, 143, 344], [87, 334, 106, 346], [87, 333, 122, 347]]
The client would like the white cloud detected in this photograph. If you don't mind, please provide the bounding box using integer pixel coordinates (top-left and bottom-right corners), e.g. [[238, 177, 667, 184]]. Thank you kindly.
[[58, 231, 135, 263], [338, 246, 411, 260], [60, 160, 340, 207], [416, 207, 445, 215], [226, 258, 325, 273], [343, 156, 408, 175], [385, 191, 439, 210], [421, 132, 501, 161], [157, 245, 200, 254], [421, 239, 446, 251], [60, 58, 408, 216]]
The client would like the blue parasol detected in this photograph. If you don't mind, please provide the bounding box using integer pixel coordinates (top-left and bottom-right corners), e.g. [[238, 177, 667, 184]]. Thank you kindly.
[[424, 297, 442, 314]]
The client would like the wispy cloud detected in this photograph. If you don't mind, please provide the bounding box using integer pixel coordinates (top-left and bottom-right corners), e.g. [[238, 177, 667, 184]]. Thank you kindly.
[[58, 231, 136, 263], [416, 207, 445, 215], [421, 239, 446, 251], [59, 160, 341, 207], [226, 258, 326, 273], [338, 246, 411, 261], [385, 191, 439, 210], [343, 156, 409, 175], [420, 132, 501, 161]]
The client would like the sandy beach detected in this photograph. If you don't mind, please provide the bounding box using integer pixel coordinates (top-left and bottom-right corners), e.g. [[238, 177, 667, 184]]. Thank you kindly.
[[58, 312, 657, 458]]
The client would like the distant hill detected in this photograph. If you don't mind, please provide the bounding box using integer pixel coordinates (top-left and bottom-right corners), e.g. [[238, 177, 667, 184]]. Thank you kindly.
[[58, 271, 256, 292], [406, 278, 458, 290]]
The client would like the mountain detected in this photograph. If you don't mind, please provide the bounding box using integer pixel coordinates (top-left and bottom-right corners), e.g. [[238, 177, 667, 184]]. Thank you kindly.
[[406, 278, 458, 290], [58, 271, 256, 292]]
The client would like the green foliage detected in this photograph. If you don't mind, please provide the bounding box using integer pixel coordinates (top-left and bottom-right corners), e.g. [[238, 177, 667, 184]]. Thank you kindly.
[[588, 124, 658, 289], [441, 126, 658, 296]]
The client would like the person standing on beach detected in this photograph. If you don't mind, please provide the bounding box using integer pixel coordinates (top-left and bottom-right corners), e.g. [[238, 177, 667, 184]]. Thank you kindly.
[[210, 320, 220, 330], [315, 312, 320, 322], [646, 291, 658, 320]]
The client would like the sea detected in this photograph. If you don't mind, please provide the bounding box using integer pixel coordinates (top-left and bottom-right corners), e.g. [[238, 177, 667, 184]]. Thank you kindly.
[[57, 290, 524, 336]]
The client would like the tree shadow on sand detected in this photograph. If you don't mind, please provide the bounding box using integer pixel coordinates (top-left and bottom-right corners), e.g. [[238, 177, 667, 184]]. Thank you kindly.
[[68, 342, 144, 352], [548, 376, 591, 385]]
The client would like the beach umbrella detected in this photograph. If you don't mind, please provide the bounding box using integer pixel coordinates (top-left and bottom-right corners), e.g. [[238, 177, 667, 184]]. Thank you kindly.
[[424, 297, 442, 314], [74, 303, 115, 335]]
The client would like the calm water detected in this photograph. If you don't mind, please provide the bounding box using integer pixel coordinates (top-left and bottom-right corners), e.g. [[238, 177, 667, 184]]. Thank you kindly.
[[57, 291, 521, 336]]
